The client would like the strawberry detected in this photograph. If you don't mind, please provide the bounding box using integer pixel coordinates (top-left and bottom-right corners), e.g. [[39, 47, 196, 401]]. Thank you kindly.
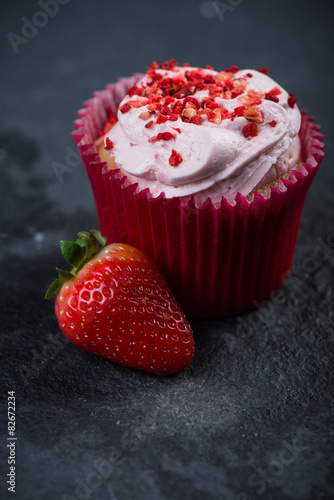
[[46, 230, 194, 375]]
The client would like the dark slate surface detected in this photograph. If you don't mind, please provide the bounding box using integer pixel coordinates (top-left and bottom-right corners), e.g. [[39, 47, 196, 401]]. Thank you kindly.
[[1, 1, 333, 499]]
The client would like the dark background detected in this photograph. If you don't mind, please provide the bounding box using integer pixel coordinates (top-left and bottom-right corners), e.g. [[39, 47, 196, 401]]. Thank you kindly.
[[1, 1, 334, 499]]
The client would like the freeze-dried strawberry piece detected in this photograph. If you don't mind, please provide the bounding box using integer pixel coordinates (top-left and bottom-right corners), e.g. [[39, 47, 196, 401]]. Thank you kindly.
[[206, 64, 214, 70], [182, 108, 197, 119], [127, 99, 147, 109], [244, 106, 264, 123], [158, 105, 173, 115], [231, 106, 245, 121], [147, 94, 161, 104], [208, 85, 224, 98], [231, 89, 244, 99], [185, 69, 205, 84], [173, 101, 185, 115], [203, 99, 219, 110], [288, 92, 297, 108], [167, 114, 179, 121], [181, 62, 190, 67], [267, 120, 277, 127], [204, 74, 216, 84], [159, 59, 178, 70], [128, 85, 144, 97], [206, 110, 222, 124], [258, 67, 269, 75], [159, 78, 173, 90], [147, 103, 159, 112], [246, 72, 253, 78], [148, 132, 175, 143], [268, 86, 282, 96], [190, 114, 202, 125], [184, 96, 200, 109], [195, 83, 208, 92], [119, 102, 131, 114], [216, 71, 234, 82], [104, 138, 114, 150], [239, 90, 263, 106], [219, 108, 231, 120], [224, 65, 240, 73], [171, 127, 181, 134], [242, 123, 258, 139], [172, 86, 194, 99], [163, 96, 175, 106], [149, 61, 158, 70], [156, 114, 168, 124], [224, 79, 233, 90], [145, 120, 154, 129], [232, 106, 246, 117], [265, 93, 279, 103], [232, 78, 247, 92], [147, 70, 163, 82], [169, 149, 183, 166]]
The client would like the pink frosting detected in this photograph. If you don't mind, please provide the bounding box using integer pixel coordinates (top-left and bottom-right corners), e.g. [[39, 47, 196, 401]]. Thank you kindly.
[[105, 65, 301, 203]]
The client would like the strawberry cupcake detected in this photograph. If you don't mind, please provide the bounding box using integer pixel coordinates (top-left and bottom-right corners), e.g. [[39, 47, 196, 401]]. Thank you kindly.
[[73, 60, 324, 317]]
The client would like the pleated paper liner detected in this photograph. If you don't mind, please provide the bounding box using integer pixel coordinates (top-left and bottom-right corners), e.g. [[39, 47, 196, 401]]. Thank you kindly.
[[73, 76, 324, 318]]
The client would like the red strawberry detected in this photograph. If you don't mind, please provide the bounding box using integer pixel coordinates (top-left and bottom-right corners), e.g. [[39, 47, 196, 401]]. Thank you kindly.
[[46, 230, 194, 375]]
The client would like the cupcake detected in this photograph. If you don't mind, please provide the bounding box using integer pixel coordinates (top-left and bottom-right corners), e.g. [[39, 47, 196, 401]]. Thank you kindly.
[[73, 60, 324, 318]]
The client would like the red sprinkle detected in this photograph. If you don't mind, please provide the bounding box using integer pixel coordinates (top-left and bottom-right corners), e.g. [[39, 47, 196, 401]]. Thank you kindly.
[[163, 96, 175, 105], [244, 106, 264, 123], [258, 67, 269, 75], [119, 102, 131, 114], [159, 59, 178, 70], [169, 149, 183, 167], [104, 138, 114, 150], [268, 86, 282, 96], [204, 74, 216, 84], [231, 105, 245, 121], [268, 120, 277, 127], [149, 61, 158, 70], [203, 99, 219, 110], [265, 93, 279, 103], [158, 104, 173, 115], [190, 114, 202, 125], [148, 132, 175, 143], [145, 120, 154, 128], [184, 96, 200, 109], [128, 85, 144, 97], [288, 92, 297, 108], [224, 65, 240, 73], [242, 123, 258, 139], [156, 114, 168, 124], [159, 78, 173, 89]]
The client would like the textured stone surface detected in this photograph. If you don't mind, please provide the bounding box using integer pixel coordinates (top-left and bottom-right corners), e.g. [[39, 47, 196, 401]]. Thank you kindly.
[[0, 1, 333, 499]]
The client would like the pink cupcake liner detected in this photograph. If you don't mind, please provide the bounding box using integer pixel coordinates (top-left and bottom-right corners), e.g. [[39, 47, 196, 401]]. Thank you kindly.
[[73, 76, 324, 318]]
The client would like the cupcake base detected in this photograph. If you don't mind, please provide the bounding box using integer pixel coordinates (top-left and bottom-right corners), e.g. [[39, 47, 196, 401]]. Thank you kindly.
[[73, 77, 324, 318]]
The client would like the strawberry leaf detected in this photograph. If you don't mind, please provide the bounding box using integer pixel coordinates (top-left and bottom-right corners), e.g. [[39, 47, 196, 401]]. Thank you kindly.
[[46, 230, 107, 299], [56, 268, 74, 281], [90, 229, 107, 247], [60, 240, 85, 268], [45, 278, 63, 299], [77, 231, 99, 260]]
